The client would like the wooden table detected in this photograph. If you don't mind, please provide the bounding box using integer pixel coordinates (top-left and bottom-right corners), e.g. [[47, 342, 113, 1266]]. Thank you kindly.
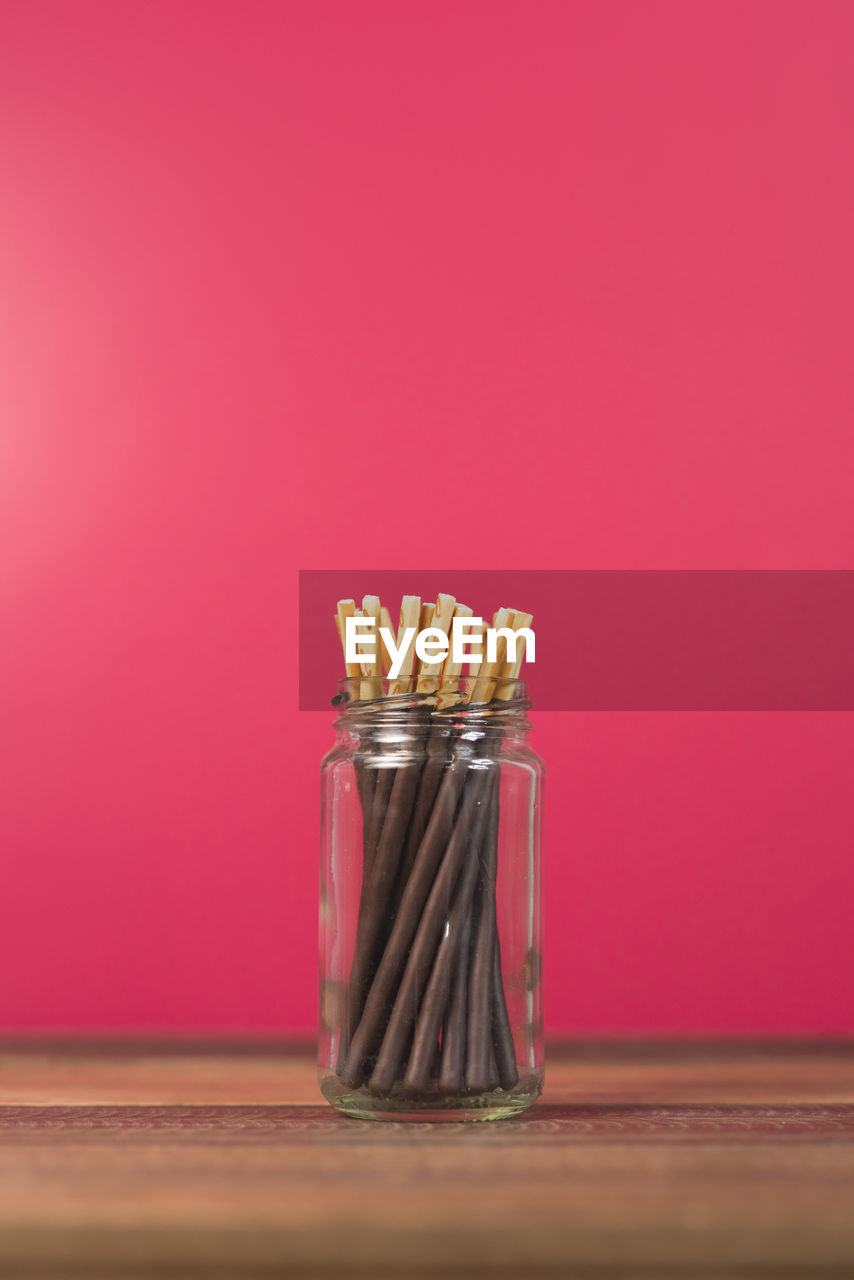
[[1, 1040, 853, 1278]]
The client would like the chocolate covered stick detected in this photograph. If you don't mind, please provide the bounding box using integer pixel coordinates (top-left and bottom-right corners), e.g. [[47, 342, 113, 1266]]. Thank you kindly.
[[355, 595, 387, 873], [345, 742, 424, 1040], [363, 601, 396, 866], [371, 599, 448, 921], [335, 604, 376, 859], [388, 598, 455, 903], [467, 608, 529, 1090], [333, 603, 377, 1071], [393, 730, 447, 903], [392, 595, 461, 903], [438, 908, 472, 1093], [353, 594, 422, 908], [404, 772, 496, 1095], [341, 751, 472, 1087], [354, 764, 376, 852], [364, 766, 393, 870], [465, 775, 500, 1093], [359, 594, 422, 871], [368, 763, 494, 1097], [491, 936, 519, 1089], [384, 598, 439, 894], [486, 1038, 500, 1090]]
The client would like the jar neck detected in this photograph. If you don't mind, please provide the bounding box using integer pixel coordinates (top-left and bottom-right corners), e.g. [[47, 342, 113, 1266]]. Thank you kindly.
[[333, 698, 532, 749], [330, 676, 532, 749]]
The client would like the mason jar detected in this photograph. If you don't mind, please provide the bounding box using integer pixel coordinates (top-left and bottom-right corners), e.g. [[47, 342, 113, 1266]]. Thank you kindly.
[[319, 676, 544, 1121]]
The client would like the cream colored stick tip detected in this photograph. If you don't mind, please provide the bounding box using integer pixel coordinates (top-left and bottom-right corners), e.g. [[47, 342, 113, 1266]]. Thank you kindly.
[[379, 605, 394, 677], [388, 595, 421, 693], [334, 601, 361, 681], [359, 595, 383, 696], [416, 593, 456, 690], [494, 609, 533, 699], [468, 606, 514, 704]]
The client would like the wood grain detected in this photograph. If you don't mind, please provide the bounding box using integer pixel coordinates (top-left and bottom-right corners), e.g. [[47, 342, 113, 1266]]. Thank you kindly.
[[1, 1040, 853, 1278]]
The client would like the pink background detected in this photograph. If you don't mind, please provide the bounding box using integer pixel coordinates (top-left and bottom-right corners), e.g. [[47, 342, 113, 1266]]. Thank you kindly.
[[2, 0, 853, 1035]]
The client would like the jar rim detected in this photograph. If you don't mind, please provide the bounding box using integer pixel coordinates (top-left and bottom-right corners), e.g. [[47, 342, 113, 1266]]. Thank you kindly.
[[332, 675, 531, 715]]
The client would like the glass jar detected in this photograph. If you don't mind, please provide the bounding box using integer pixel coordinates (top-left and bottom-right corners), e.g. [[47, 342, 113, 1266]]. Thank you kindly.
[[319, 676, 544, 1121]]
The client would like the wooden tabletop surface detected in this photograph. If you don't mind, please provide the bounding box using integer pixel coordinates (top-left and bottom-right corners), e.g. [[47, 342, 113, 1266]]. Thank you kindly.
[[1, 1039, 853, 1278]]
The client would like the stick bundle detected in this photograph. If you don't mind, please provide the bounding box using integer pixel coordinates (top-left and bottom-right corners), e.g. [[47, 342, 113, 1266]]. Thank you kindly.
[[331, 593, 533, 1099]]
